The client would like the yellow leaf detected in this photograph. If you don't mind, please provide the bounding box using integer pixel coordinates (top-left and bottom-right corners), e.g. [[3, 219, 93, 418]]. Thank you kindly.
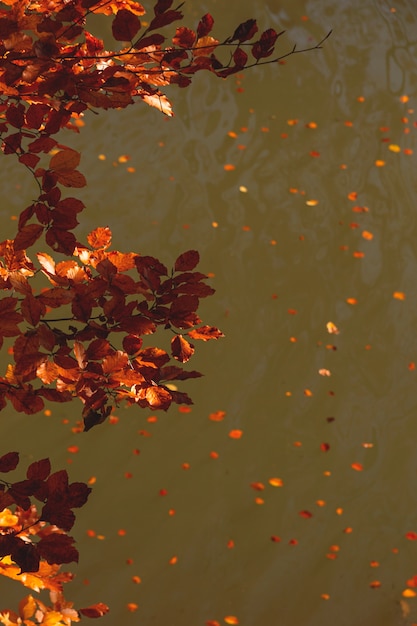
[[0, 509, 18, 527], [388, 144, 401, 152], [19, 595, 36, 620]]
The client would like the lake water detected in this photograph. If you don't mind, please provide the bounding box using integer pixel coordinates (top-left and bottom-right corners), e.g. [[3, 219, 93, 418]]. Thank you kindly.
[[2, 0, 417, 624]]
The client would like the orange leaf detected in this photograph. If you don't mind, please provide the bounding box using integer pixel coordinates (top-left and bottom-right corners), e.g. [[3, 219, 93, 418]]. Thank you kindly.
[[268, 477, 283, 487], [362, 230, 373, 240], [223, 164, 235, 171], [351, 462, 363, 471], [224, 617, 239, 625], [393, 291, 405, 300], [228, 429, 243, 439], [127, 603, 138, 612], [87, 226, 112, 249]]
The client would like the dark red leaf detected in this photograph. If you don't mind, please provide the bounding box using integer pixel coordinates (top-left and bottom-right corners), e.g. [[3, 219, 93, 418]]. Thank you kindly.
[[0, 451, 19, 473], [230, 19, 258, 43], [6, 103, 25, 129], [13, 224, 43, 251], [45, 228, 77, 255], [174, 250, 199, 272], [134, 33, 165, 49], [149, 10, 182, 31], [41, 502, 75, 531], [26, 458, 51, 481], [10, 537, 40, 573], [67, 482, 91, 508], [26, 104, 50, 130], [197, 13, 214, 38], [154, 0, 173, 14], [233, 48, 248, 68], [112, 9, 141, 41], [79, 604, 110, 618], [122, 335, 143, 355], [252, 28, 280, 60], [37, 533, 78, 564]]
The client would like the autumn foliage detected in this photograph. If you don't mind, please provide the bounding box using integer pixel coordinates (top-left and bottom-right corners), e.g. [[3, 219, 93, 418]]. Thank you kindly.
[[0, 0, 329, 621]]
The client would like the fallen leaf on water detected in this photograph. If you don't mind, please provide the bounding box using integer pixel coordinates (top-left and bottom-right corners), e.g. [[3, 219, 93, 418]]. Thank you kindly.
[[351, 463, 363, 471], [229, 430, 243, 439], [269, 477, 283, 487], [405, 532, 417, 540], [393, 291, 405, 300], [389, 144, 401, 152], [209, 410, 226, 422], [224, 164, 235, 171], [326, 321, 340, 335], [224, 616, 239, 625], [250, 482, 265, 491], [318, 369, 331, 377], [362, 231, 374, 240], [402, 589, 417, 598]]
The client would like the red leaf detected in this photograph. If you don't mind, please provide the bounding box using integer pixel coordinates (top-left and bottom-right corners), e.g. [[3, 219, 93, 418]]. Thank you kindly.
[[197, 13, 214, 38], [112, 9, 141, 41], [188, 325, 224, 341], [299, 510, 313, 518], [14, 224, 44, 251], [79, 604, 110, 618], [230, 19, 258, 43], [26, 458, 51, 481], [171, 335, 195, 363], [0, 451, 19, 473]]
